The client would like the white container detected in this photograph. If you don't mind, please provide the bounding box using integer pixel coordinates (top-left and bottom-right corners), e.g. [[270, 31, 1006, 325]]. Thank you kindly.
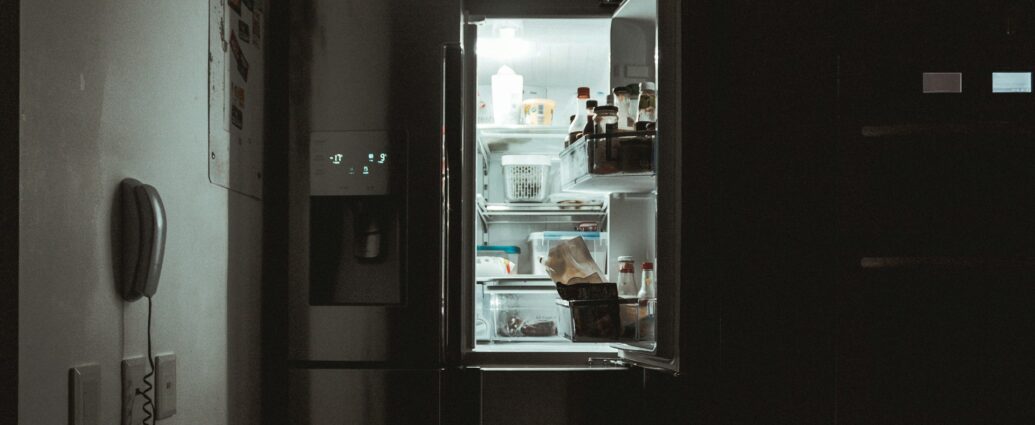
[[528, 231, 609, 276], [491, 65, 523, 125], [501, 155, 552, 202], [476, 245, 521, 276]]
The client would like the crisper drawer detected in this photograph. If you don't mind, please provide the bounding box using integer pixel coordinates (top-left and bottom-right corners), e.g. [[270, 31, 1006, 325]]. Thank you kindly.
[[483, 283, 563, 342]]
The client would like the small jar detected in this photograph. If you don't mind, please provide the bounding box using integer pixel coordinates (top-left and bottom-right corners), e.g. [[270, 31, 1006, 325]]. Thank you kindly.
[[589, 105, 621, 174], [636, 82, 657, 124], [612, 86, 633, 129], [593, 105, 620, 134]]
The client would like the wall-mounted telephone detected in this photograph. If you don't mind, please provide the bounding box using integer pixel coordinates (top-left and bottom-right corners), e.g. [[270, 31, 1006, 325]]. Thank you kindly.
[[119, 178, 167, 301]]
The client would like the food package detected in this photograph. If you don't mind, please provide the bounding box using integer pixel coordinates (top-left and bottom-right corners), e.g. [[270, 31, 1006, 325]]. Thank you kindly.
[[543, 236, 604, 285]]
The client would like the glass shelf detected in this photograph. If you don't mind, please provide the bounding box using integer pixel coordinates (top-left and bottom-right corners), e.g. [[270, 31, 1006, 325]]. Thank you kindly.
[[476, 124, 569, 155], [476, 199, 607, 225]]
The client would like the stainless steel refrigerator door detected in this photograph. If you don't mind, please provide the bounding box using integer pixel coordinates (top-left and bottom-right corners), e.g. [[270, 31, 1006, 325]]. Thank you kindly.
[[290, 369, 441, 425], [288, 0, 460, 364]]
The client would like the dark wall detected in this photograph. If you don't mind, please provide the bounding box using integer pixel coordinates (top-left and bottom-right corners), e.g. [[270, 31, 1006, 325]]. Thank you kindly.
[[1, 0, 18, 422]]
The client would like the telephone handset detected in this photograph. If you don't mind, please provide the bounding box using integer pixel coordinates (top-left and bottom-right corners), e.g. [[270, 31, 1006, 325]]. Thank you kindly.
[[120, 178, 167, 301]]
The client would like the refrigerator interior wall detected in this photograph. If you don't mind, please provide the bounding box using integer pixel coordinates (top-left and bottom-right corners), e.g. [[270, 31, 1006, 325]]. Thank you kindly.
[[476, 19, 612, 127]]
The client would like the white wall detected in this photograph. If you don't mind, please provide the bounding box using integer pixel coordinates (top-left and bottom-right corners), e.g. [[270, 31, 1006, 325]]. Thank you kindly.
[[19, 0, 262, 424]]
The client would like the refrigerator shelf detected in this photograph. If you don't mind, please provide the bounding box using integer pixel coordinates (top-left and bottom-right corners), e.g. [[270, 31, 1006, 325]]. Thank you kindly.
[[477, 199, 608, 225], [562, 172, 657, 194], [476, 124, 569, 155]]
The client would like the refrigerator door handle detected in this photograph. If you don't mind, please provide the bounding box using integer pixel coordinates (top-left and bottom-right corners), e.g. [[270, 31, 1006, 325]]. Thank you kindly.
[[440, 42, 464, 366]]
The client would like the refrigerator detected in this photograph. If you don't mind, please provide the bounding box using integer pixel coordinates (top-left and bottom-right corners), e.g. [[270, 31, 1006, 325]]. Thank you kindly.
[[287, 0, 684, 423]]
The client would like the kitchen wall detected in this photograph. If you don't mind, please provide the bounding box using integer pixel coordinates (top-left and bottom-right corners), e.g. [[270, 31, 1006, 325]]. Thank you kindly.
[[19, 0, 262, 424]]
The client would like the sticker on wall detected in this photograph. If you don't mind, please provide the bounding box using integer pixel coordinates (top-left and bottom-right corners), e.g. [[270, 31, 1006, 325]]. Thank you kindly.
[[228, 0, 242, 15], [230, 31, 249, 81], [238, 20, 251, 43], [252, 10, 262, 45], [992, 72, 1032, 93], [231, 105, 244, 129], [231, 83, 245, 109]]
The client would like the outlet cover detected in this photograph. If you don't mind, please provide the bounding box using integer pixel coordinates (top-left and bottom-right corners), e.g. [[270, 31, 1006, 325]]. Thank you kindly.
[[69, 364, 100, 425], [155, 354, 177, 420], [121, 357, 146, 425]]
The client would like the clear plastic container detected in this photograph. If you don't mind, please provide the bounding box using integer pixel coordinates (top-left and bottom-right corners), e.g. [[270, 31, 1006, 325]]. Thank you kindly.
[[555, 298, 638, 342], [476, 245, 521, 274], [485, 286, 561, 341], [528, 231, 609, 276]]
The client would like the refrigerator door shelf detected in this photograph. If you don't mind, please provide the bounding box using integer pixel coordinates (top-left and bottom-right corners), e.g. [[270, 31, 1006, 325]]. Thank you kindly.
[[559, 133, 657, 194]]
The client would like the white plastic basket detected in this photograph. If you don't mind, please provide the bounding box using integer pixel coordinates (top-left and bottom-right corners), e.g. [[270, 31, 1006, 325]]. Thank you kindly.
[[501, 155, 552, 202]]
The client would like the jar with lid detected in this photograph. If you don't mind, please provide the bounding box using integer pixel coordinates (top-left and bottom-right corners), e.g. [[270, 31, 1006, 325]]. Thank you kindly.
[[616, 256, 638, 297], [636, 82, 657, 124], [592, 105, 619, 134], [589, 105, 620, 174], [612, 86, 633, 129]]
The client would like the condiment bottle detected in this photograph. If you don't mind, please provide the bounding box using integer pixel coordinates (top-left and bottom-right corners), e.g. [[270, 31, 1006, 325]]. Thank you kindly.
[[567, 87, 591, 145], [617, 256, 638, 297], [582, 100, 598, 137], [637, 261, 656, 341]]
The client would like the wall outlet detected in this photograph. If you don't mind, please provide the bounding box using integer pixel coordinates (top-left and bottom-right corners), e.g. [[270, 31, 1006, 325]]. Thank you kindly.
[[154, 354, 177, 420], [69, 364, 100, 425], [121, 357, 146, 425]]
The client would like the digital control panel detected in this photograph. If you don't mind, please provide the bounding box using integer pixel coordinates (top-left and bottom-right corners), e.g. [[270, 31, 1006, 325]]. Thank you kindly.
[[310, 131, 390, 196]]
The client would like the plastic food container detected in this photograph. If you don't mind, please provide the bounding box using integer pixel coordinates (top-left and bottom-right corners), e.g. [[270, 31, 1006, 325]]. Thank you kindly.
[[476, 245, 521, 275], [528, 231, 608, 276], [522, 98, 556, 126], [485, 285, 561, 341], [501, 155, 552, 203]]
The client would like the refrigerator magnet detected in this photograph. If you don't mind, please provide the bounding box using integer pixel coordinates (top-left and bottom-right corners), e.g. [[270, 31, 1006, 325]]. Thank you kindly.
[[238, 20, 251, 43], [229, 31, 249, 81], [231, 83, 245, 109], [231, 105, 243, 130], [252, 10, 262, 44]]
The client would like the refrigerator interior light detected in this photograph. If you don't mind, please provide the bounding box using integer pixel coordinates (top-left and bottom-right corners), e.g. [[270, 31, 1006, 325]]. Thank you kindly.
[[478, 25, 530, 60]]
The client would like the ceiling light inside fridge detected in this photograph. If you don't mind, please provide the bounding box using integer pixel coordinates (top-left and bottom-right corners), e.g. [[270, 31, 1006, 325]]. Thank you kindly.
[[478, 26, 531, 61]]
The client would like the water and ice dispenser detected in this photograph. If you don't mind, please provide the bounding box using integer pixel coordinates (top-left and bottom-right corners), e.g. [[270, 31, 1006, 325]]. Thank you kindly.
[[308, 131, 402, 305]]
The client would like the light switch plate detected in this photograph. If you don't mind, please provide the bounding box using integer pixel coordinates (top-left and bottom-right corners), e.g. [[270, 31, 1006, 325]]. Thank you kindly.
[[69, 364, 100, 425], [121, 357, 146, 425], [154, 354, 177, 420], [922, 72, 963, 93]]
